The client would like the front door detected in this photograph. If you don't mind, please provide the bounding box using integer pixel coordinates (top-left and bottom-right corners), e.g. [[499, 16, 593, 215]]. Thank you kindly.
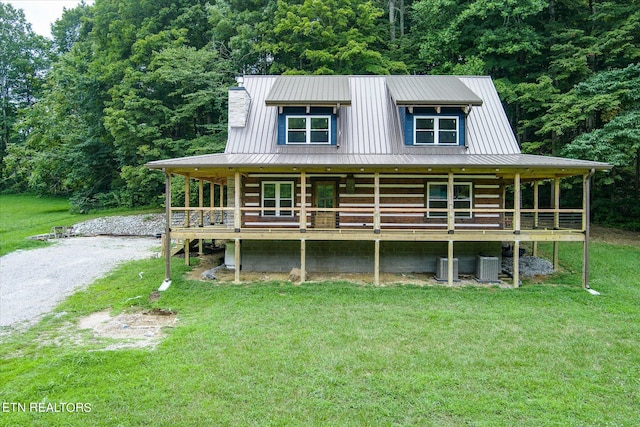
[[313, 181, 337, 228]]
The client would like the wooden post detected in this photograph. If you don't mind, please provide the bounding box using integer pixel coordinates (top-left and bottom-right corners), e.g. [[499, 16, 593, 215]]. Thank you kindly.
[[513, 240, 520, 287], [198, 179, 204, 256], [374, 172, 380, 232], [234, 171, 241, 232], [582, 171, 593, 288], [164, 171, 172, 282], [533, 180, 539, 256], [514, 173, 521, 233], [219, 182, 225, 224], [300, 239, 306, 283], [210, 180, 215, 224], [553, 177, 560, 270], [300, 171, 307, 231], [447, 240, 454, 286], [447, 172, 454, 233], [184, 175, 190, 266], [234, 238, 240, 284], [374, 239, 380, 285]]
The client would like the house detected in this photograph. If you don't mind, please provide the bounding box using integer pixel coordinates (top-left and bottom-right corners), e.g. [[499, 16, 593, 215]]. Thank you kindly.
[[146, 75, 610, 287]]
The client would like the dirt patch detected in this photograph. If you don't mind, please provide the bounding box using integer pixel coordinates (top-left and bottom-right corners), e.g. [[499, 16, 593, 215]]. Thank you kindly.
[[77, 309, 178, 350], [591, 225, 640, 246]]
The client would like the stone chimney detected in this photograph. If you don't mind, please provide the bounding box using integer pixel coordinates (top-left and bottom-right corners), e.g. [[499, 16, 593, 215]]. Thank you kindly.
[[228, 77, 251, 128]]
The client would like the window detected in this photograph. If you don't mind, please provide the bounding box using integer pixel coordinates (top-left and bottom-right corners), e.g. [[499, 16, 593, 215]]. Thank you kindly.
[[415, 116, 458, 145], [262, 182, 294, 216], [427, 183, 472, 218], [286, 116, 331, 144]]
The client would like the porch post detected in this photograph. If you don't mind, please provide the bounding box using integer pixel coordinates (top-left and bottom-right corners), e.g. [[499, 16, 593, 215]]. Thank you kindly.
[[553, 177, 561, 270], [447, 240, 454, 286], [514, 173, 521, 233], [533, 180, 539, 256], [582, 171, 593, 288], [374, 239, 380, 285], [234, 171, 241, 232], [184, 175, 190, 266], [300, 239, 306, 282], [300, 171, 307, 231], [374, 172, 381, 233], [164, 171, 172, 282], [219, 182, 224, 224], [447, 172, 454, 233], [209, 181, 215, 225], [198, 179, 204, 256], [513, 240, 520, 287], [234, 238, 241, 283]]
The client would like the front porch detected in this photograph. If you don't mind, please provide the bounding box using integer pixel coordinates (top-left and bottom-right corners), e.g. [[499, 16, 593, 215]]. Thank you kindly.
[[160, 168, 594, 288]]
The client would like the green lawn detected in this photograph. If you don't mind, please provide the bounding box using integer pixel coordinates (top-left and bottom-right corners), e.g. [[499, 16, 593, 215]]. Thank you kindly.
[[0, 194, 159, 256], [1, 238, 638, 425]]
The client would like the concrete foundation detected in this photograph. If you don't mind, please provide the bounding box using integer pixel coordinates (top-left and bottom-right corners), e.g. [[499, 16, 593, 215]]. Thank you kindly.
[[235, 240, 501, 274]]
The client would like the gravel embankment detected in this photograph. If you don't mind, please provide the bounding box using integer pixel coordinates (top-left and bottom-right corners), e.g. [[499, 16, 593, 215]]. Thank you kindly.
[[73, 213, 165, 236]]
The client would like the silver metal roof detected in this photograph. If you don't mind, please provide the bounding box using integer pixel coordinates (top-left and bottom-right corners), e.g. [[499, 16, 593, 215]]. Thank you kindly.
[[265, 75, 352, 106], [148, 152, 610, 171], [386, 75, 483, 106], [146, 75, 610, 173]]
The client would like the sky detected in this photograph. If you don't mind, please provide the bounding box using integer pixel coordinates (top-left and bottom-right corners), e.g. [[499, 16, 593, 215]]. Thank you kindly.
[[2, 0, 94, 38]]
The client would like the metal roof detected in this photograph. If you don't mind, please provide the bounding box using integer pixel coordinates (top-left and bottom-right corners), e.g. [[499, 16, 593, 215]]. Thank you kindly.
[[265, 75, 352, 106], [147, 152, 610, 171], [146, 75, 610, 174], [386, 75, 483, 106]]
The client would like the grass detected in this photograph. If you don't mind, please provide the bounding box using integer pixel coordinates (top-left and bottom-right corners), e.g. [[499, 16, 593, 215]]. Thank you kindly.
[[1, 240, 639, 425], [0, 194, 159, 256]]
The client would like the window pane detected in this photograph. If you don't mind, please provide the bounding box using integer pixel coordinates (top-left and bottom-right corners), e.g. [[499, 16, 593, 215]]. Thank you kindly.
[[439, 118, 457, 130], [416, 118, 434, 130], [264, 200, 276, 208], [263, 183, 275, 198], [288, 131, 306, 143], [310, 131, 329, 143], [439, 131, 457, 143], [280, 199, 292, 208], [416, 131, 434, 144], [454, 185, 470, 199], [280, 183, 292, 198], [263, 210, 275, 216], [288, 117, 306, 129], [429, 184, 447, 199], [310, 117, 328, 130]]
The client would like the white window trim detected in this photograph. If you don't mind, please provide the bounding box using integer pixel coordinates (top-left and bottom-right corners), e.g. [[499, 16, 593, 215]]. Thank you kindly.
[[427, 182, 472, 218], [414, 115, 459, 145], [286, 115, 332, 145], [261, 181, 294, 217]]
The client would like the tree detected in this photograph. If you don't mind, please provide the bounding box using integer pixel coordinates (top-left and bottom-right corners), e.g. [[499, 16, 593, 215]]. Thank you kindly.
[[0, 3, 50, 173]]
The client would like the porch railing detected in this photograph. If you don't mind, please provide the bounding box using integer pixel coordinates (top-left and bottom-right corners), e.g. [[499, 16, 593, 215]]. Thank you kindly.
[[169, 206, 585, 232]]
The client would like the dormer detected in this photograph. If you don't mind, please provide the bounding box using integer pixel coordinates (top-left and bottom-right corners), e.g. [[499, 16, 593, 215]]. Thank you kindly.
[[265, 76, 351, 146], [386, 76, 483, 147]]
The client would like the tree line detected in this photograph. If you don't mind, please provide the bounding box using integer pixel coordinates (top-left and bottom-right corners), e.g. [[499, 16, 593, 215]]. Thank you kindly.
[[1, 0, 638, 229]]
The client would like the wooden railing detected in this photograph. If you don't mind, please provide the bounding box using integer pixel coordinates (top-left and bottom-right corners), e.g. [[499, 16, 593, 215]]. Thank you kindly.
[[169, 206, 585, 232]]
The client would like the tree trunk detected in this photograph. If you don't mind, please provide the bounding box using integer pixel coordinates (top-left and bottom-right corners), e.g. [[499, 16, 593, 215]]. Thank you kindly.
[[389, 0, 396, 42]]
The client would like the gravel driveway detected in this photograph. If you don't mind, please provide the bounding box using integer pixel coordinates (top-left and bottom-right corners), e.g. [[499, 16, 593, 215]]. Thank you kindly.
[[0, 236, 160, 329]]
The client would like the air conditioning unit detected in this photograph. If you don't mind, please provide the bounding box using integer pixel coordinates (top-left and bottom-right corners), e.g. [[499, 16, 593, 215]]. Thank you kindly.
[[436, 256, 459, 281], [476, 255, 500, 282]]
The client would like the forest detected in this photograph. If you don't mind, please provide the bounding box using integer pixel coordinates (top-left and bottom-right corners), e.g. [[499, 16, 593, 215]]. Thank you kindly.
[[1, 0, 638, 229]]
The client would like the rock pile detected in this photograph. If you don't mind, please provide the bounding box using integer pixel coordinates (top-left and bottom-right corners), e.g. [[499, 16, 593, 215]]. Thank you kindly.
[[502, 255, 554, 277], [73, 214, 165, 237]]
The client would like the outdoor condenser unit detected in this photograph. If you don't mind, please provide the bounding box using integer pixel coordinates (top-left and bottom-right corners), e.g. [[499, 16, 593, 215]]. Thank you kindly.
[[475, 255, 500, 282], [436, 257, 459, 281]]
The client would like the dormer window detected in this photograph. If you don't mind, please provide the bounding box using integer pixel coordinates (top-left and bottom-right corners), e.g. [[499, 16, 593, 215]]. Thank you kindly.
[[415, 116, 459, 145], [287, 115, 331, 144], [277, 107, 337, 146], [401, 107, 466, 146]]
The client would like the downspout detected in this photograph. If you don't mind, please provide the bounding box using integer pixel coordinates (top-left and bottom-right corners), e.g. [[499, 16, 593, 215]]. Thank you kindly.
[[159, 169, 172, 291]]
